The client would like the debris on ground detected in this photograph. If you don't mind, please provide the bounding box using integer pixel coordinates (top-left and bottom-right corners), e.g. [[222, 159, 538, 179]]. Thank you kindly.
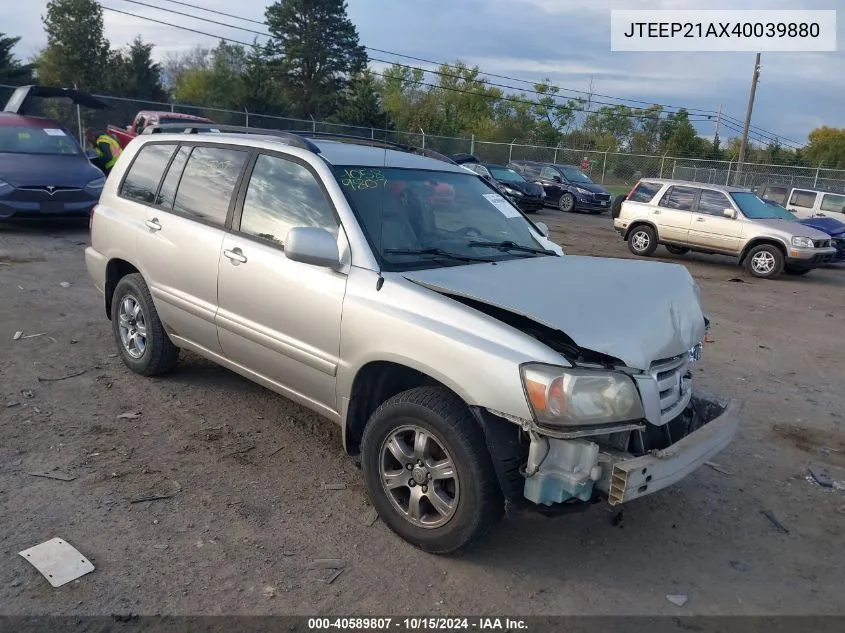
[[705, 461, 734, 476], [21, 332, 47, 339], [38, 369, 86, 382], [309, 559, 345, 570], [362, 509, 379, 527], [666, 594, 688, 607], [21, 390, 34, 399], [262, 586, 276, 599], [611, 510, 624, 527], [322, 483, 347, 490], [13, 331, 23, 340], [807, 464, 834, 488], [727, 278, 746, 283], [18, 538, 95, 587], [130, 493, 175, 504], [28, 471, 77, 482], [266, 446, 284, 458], [760, 509, 789, 534], [59, 282, 72, 288], [5, 401, 20, 408], [117, 411, 142, 420], [704, 333, 715, 343], [729, 560, 751, 572]]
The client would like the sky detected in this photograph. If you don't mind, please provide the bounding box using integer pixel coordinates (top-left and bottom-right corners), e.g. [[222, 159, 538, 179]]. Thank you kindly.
[[3, 0, 844, 148]]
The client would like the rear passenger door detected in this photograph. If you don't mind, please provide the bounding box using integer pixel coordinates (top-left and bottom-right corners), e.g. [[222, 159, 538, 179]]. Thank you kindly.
[[688, 188, 744, 253], [654, 185, 698, 243], [134, 142, 250, 355], [785, 189, 817, 219], [215, 152, 348, 415]]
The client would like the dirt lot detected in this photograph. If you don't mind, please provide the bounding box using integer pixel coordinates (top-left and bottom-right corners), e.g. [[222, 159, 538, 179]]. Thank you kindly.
[[1, 210, 844, 617]]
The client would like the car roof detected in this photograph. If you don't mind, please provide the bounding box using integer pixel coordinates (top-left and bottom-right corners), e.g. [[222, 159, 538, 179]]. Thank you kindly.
[[0, 112, 67, 129], [636, 178, 750, 194], [134, 133, 468, 173], [511, 160, 580, 170]]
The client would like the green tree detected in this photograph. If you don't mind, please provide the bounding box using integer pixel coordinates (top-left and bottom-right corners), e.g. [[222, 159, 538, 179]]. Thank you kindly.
[[0, 33, 34, 84], [242, 43, 287, 116], [107, 37, 167, 101], [265, 0, 367, 119], [37, 0, 110, 90], [531, 80, 580, 146], [806, 126, 845, 169], [332, 70, 391, 129]]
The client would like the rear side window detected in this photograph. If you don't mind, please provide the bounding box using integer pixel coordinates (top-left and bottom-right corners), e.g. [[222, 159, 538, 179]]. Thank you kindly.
[[154, 146, 191, 209], [658, 186, 698, 211], [172, 146, 248, 227], [119, 143, 177, 205], [789, 190, 817, 208], [628, 181, 661, 203], [820, 193, 845, 213]]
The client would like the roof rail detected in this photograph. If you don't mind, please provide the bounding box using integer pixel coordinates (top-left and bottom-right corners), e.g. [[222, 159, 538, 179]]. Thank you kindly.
[[287, 131, 458, 165], [140, 123, 320, 153]]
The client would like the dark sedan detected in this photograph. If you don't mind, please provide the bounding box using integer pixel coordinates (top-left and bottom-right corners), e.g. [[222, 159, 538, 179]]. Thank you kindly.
[[0, 114, 105, 221], [461, 162, 546, 213], [507, 160, 611, 213]]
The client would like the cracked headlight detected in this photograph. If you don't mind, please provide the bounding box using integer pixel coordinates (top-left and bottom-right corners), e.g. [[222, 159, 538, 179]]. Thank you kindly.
[[521, 364, 644, 428], [502, 186, 522, 196], [574, 186, 592, 194], [791, 236, 814, 248]]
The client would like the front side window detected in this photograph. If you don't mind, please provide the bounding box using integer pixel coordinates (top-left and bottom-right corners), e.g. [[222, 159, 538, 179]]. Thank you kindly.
[[820, 193, 845, 213], [541, 167, 559, 181], [697, 189, 732, 216], [658, 186, 697, 211], [0, 125, 80, 155], [789, 190, 817, 208], [119, 143, 177, 205], [172, 146, 248, 226], [334, 166, 553, 271], [239, 154, 338, 245]]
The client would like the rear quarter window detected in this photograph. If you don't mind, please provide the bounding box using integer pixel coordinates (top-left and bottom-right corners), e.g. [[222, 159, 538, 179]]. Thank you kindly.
[[789, 190, 817, 208], [119, 143, 178, 205], [628, 181, 662, 203]]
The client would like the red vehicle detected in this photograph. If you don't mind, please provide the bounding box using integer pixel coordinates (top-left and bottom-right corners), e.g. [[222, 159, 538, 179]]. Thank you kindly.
[[107, 111, 213, 148]]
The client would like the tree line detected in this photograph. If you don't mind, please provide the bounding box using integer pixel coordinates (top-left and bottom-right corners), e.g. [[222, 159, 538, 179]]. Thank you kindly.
[[1, 0, 844, 169]]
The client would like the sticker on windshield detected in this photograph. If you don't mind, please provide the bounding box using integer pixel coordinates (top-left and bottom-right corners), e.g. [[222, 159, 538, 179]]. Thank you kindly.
[[43, 128, 66, 137], [340, 168, 387, 191], [483, 193, 520, 218]]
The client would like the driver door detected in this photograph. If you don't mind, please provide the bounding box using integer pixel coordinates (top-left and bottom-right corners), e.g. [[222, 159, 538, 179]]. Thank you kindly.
[[688, 188, 744, 254], [538, 166, 564, 201]]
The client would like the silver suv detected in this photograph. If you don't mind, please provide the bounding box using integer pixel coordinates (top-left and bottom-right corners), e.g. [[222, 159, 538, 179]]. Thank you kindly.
[[86, 128, 741, 553], [614, 179, 836, 279]]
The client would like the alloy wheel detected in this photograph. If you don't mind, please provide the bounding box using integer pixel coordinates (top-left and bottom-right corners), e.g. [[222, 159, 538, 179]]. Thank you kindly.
[[117, 294, 147, 359]]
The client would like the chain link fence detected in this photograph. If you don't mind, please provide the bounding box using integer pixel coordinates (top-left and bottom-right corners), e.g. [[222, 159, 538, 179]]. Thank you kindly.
[[3, 84, 844, 193]]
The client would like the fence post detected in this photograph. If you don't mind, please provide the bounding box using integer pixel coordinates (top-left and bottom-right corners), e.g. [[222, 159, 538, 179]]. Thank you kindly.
[[601, 151, 608, 184], [244, 108, 249, 128], [725, 160, 733, 185], [419, 128, 425, 149], [814, 162, 822, 187], [509, 138, 517, 162], [371, 127, 375, 139], [553, 146, 558, 164], [671, 160, 677, 179], [660, 154, 666, 178], [310, 115, 316, 133], [470, 134, 475, 156]]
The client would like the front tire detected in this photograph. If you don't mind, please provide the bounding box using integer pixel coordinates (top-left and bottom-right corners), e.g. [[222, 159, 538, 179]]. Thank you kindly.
[[745, 244, 784, 279], [361, 387, 503, 554], [627, 225, 658, 257], [111, 273, 179, 376], [558, 192, 576, 213]]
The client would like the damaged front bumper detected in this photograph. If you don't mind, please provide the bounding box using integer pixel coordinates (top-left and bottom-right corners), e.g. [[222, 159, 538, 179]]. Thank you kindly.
[[523, 392, 742, 507]]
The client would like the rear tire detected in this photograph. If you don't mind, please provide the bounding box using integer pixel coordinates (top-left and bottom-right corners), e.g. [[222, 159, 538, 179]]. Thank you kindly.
[[361, 387, 503, 554], [666, 245, 690, 255], [111, 273, 179, 376], [610, 195, 625, 219], [627, 225, 658, 257], [744, 244, 784, 279]]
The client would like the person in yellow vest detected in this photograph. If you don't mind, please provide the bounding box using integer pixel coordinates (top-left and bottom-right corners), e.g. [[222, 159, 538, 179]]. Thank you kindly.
[[85, 128, 122, 176]]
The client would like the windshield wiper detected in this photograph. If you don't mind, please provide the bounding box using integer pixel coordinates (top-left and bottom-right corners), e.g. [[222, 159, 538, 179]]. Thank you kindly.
[[383, 248, 494, 262], [467, 240, 556, 256]]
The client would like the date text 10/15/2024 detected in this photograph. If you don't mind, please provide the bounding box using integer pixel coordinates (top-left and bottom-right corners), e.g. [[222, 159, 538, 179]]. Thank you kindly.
[[307, 617, 528, 631]]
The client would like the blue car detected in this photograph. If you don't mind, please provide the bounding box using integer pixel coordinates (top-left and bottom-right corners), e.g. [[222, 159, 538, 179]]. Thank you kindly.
[[761, 198, 845, 263], [1, 85, 108, 222]]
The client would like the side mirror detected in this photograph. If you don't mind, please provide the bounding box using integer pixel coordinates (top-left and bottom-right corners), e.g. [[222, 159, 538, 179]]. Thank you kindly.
[[284, 227, 340, 269], [723, 208, 738, 219], [535, 222, 550, 237], [126, 125, 132, 131], [552, 176, 563, 184]]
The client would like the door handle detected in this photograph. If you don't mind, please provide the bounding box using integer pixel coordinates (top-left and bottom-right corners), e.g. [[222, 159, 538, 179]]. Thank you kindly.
[[653, 210, 661, 215], [695, 217, 706, 222], [223, 248, 247, 264], [817, 213, 826, 217], [145, 218, 162, 232]]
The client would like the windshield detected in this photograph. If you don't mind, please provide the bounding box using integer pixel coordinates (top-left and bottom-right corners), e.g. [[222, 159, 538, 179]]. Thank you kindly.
[[559, 166, 593, 184], [0, 125, 80, 155], [334, 166, 551, 271], [488, 167, 525, 183], [732, 192, 796, 220]]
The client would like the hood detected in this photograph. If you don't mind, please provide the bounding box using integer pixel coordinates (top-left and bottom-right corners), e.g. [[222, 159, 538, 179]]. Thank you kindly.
[[403, 255, 705, 371], [571, 181, 608, 194], [797, 217, 845, 237], [0, 153, 102, 188], [752, 218, 830, 240], [499, 179, 544, 196]]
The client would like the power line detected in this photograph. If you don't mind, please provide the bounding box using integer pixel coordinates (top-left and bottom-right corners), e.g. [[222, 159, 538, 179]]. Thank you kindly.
[[103, 3, 715, 124]]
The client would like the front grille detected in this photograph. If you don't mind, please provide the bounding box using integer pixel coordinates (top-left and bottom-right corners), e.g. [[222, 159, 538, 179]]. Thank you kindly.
[[10, 186, 89, 203], [649, 354, 691, 424], [814, 239, 831, 248], [593, 193, 611, 202]]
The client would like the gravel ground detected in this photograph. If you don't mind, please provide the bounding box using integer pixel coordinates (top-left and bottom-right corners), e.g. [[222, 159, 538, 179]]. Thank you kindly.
[[1, 210, 844, 616]]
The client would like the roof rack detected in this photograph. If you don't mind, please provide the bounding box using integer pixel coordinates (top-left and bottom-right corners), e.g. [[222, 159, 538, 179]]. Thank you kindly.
[[139, 124, 458, 165], [140, 123, 320, 153]]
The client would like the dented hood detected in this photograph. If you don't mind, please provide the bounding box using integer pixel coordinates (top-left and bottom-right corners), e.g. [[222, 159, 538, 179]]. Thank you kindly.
[[402, 255, 705, 370]]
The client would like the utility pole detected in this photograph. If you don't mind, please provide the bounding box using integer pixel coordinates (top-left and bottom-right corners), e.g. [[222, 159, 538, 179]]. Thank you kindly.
[[736, 53, 761, 176], [714, 103, 722, 141]]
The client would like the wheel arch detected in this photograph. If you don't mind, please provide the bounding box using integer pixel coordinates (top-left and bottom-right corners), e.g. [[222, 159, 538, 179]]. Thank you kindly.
[[738, 237, 788, 264], [104, 258, 141, 319], [623, 220, 658, 241]]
